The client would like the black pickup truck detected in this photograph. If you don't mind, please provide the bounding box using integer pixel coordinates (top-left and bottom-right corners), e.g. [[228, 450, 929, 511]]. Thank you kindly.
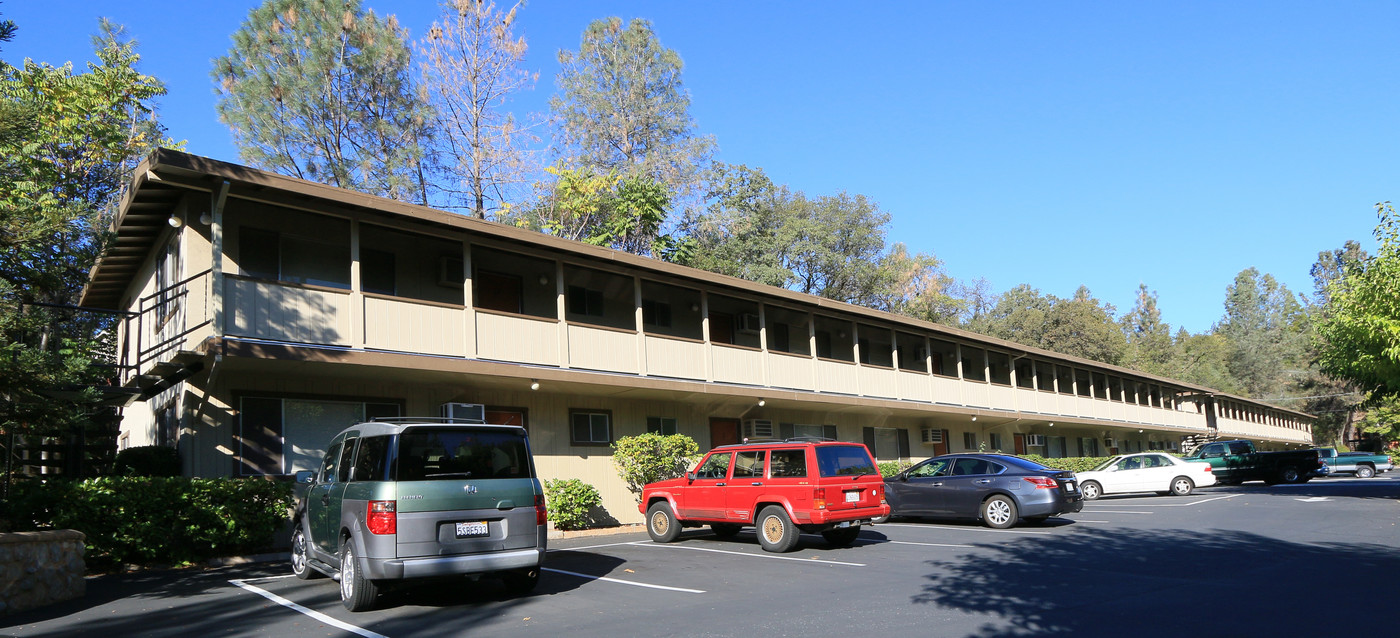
[[1181, 440, 1327, 485]]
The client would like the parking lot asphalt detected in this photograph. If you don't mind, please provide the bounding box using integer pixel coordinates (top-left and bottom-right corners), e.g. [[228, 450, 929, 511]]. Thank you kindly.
[[4, 474, 1397, 638]]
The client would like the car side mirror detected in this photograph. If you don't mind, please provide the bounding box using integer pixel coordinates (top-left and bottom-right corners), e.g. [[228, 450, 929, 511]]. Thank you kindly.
[[295, 470, 315, 484], [898, 473, 909, 482], [686, 472, 696, 482]]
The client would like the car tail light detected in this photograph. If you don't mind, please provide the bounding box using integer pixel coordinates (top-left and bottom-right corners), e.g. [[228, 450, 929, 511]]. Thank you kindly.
[[535, 494, 547, 526], [367, 500, 397, 535], [814, 488, 827, 510], [1023, 477, 1058, 490], [877, 485, 886, 505], [1203, 465, 1212, 472]]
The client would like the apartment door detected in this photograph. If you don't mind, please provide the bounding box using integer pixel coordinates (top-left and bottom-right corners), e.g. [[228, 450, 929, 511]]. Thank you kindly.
[[477, 270, 523, 313], [710, 417, 740, 449], [709, 312, 734, 345]]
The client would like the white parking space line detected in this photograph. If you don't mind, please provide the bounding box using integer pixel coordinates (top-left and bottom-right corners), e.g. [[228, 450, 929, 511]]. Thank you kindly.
[[549, 540, 648, 552], [542, 568, 705, 593], [229, 579, 388, 638], [1080, 510, 1154, 514], [886, 540, 976, 549], [629, 541, 867, 566], [1100, 494, 1242, 507], [878, 523, 1053, 535], [1070, 520, 1112, 523]]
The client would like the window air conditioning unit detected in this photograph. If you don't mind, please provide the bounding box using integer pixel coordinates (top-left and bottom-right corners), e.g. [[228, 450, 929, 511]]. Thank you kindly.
[[742, 419, 774, 439], [440, 402, 485, 423], [920, 427, 944, 445], [1025, 434, 1047, 447], [737, 313, 762, 334]]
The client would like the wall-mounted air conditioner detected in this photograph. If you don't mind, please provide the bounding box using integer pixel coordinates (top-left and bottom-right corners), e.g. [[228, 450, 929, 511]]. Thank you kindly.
[[920, 427, 943, 444], [742, 419, 774, 439], [737, 313, 762, 334], [440, 402, 485, 423], [1025, 434, 1047, 446]]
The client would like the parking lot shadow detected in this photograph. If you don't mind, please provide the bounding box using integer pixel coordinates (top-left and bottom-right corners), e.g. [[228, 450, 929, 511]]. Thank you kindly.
[[1204, 478, 1400, 500], [914, 527, 1400, 637]]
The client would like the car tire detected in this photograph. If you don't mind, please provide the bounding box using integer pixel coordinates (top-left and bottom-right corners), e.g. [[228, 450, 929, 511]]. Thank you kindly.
[[820, 526, 861, 547], [1356, 465, 1375, 479], [501, 567, 540, 595], [1080, 481, 1102, 501], [710, 523, 742, 539], [756, 505, 800, 553], [340, 540, 378, 612], [290, 527, 322, 580], [981, 495, 1018, 529], [1170, 476, 1194, 496], [646, 501, 682, 543], [1279, 466, 1301, 484]]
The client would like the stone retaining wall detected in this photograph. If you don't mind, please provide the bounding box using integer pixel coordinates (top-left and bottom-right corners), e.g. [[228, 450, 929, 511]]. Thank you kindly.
[[0, 530, 86, 615]]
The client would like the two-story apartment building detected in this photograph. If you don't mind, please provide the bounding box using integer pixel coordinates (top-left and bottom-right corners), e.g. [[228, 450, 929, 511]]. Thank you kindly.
[[80, 150, 1314, 524]]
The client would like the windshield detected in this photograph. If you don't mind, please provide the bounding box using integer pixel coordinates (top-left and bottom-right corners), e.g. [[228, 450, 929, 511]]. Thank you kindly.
[[396, 427, 533, 481], [1091, 456, 1123, 472], [816, 445, 877, 477]]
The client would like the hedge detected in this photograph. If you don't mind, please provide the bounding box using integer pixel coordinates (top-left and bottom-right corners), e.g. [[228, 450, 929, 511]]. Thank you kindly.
[[1, 477, 293, 566], [543, 478, 602, 531], [112, 445, 182, 477]]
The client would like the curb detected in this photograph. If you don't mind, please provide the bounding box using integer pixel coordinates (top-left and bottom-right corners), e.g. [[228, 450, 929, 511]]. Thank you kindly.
[[547, 523, 644, 540]]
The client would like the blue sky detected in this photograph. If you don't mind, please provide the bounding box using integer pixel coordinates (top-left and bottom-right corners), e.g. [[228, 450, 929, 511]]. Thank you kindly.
[[3, 1, 1392, 334]]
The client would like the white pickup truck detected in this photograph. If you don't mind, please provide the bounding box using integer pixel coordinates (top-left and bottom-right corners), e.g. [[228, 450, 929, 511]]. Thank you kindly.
[[1315, 448, 1394, 478]]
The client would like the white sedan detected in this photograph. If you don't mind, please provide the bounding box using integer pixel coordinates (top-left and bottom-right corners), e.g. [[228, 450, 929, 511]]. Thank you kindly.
[[1076, 452, 1216, 499]]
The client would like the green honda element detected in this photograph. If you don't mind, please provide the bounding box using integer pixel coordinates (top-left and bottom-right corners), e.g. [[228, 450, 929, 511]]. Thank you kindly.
[[291, 418, 547, 611]]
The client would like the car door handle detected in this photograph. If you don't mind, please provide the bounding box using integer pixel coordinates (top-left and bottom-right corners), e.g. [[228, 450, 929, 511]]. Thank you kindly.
[[930, 482, 943, 487], [716, 482, 726, 486], [751, 482, 763, 486], [975, 479, 992, 484]]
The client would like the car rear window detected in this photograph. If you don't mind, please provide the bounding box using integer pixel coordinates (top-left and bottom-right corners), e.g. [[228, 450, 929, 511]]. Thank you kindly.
[[1001, 455, 1055, 471], [815, 445, 877, 477], [395, 427, 533, 481]]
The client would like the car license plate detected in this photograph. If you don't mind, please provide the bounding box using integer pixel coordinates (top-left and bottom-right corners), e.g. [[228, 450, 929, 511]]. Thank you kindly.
[[844, 490, 860, 503], [455, 521, 489, 538], [1064, 481, 1076, 492]]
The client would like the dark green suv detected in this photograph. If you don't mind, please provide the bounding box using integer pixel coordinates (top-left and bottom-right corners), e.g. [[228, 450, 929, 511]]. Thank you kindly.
[[291, 418, 547, 611]]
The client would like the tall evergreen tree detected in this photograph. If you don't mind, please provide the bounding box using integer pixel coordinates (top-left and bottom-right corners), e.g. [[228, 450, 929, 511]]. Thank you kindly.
[[1121, 284, 1174, 375], [213, 0, 430, 203], [1216, 267, 1307, 398], [550, 17, 714, 210]]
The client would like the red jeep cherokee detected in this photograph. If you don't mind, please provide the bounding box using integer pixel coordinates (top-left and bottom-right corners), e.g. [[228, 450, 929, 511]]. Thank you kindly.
[[639, 439, 890, 552]]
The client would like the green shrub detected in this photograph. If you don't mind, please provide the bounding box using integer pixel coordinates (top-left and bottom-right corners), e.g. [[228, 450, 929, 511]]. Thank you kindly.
[[3, 476, 293, 566], [112, 445, 181, 477], [878, 460, 912, 477], [612, 433, 699, 500], [1020, 455, 1113, 473], [543, 478, 602, 531]]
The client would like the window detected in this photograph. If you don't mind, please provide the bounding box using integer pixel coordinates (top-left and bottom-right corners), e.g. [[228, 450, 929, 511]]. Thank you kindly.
[[733, 450, 767, 478], [908, 459, 950, 478], [987, 351, 1011, 385], [1092, 373, 1108, 399], [952, 458, 1004, 475], [930, 339, 958, 377], [784, 423, 838, 440], [155, 235, 181, 325], [567, 286, 604, 317], [235, 397, 401, 476], [1035, 360, 1056, 391], [570, 410, 612, 445], [769, 321, 791, 353], [815, 446, 877, 477], [989, 433, 1004, 451], [642, 299, 672, 328], [896, 332, 925, 371], [336, 438, 358, 482], [238, 226, 350, 289], [1055, 366, 1075, 395], [350, 436, 391, 482], [647, 416, 678, 435], [1078, 437, 1099, 457], [476, 269, 523, 314], [961, 346, 986, 381], [397, 427, 533, 481], [857, 325, 892, 367], [1013, 359, 1034, 389], [694, 452, 732, 479], [1108, 376, 1125, 402], [769, 449, 807, 477], [361, 248, 396, 296], [963, 432, 978, 450], [319, 440, 342, 483], [1074, 369, 1092, 397]]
